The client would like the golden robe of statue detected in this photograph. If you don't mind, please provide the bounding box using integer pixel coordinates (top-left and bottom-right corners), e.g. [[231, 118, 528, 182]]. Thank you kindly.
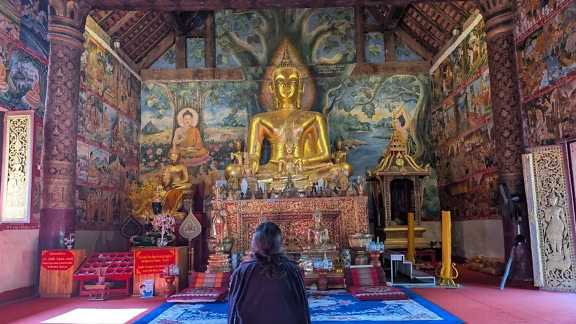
[[224, 40, 351, 190], [0, 60, 8, 92], [161, 148, 193, 218]]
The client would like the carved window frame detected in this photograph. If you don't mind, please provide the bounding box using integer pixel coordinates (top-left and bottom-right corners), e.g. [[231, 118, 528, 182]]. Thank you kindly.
[[0, 111, 37, 225]]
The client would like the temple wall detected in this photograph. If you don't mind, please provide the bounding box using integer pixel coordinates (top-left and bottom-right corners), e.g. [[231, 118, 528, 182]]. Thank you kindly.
[[74, 17, 141, 252], [429, 14, 504, 258], [0, 0, 48, 296], [515, 0, 576, 147], [140, 8, 441, 226]]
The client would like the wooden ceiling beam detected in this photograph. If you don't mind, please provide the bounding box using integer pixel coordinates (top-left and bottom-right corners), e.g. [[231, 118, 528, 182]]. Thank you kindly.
[[119, 11, 154, 40], [409, 6, 450, 40], [139, 31, 176, 69], [124, 13, 163, 49], [398, 22, 437, 54], [107, 11, 138, 36], [427, 3, 458, 26], [96, 11, 114, 24], [87, 0, 471, 11], [380, 5, 407, 30], [162, 11, 200, 36], [394, 28, 434, 60], [448, 3, 469, 18], [402, 13, 441, 45], [133, 25, 171, 62]]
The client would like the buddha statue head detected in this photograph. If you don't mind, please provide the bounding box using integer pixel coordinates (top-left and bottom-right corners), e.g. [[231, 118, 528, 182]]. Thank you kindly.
[[234, 138, 243, 152], [334, 136, 344, 151], [168, 147, 182, 165], [270, 44, 304, 110]]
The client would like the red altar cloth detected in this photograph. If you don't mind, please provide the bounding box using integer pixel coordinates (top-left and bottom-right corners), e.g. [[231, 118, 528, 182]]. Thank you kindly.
[[222, 196, 368, 252]]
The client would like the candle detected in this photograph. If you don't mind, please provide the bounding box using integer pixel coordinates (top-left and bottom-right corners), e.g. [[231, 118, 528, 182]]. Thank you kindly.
[[407, 212, 415, 263], [441, 210, 451, 278]]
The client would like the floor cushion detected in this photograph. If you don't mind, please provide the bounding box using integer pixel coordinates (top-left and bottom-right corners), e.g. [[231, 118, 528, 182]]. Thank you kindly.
[[189, 271, 230, 288], [167, 287, 228, 303], [346, 285, 409, 301]]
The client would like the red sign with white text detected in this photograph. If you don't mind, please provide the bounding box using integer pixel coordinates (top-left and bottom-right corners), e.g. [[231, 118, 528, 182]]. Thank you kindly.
[[134, 249, 176, 275], [41, 250, 75, 271]]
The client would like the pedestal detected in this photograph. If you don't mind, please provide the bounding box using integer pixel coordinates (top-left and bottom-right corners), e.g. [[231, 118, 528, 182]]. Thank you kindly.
[[316, 270, 330, 291], [207, 252, 231, 273], [39, 249, 86, 298], [370, 252, 382, 268], [161, 275, 176, 298], [384, 226, 427, 249]]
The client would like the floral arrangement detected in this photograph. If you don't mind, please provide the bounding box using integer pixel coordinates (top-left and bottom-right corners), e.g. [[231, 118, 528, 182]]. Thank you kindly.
[[151, 213, 176, 247], [63, 233, 75, 249]]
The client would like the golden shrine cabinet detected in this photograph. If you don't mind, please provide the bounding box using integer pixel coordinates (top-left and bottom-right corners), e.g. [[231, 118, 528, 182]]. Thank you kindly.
[[132, 246, 190, 296]]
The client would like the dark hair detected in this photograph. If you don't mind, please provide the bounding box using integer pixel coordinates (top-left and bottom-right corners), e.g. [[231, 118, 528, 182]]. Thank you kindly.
[[251, 222, 287, 279], [183, 110, 194, 118]]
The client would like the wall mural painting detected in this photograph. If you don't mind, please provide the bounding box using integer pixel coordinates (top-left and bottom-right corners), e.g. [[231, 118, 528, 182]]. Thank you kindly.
[[544, 1, 576, 84], [463, 20, 488, 77], [187, 38, 206, 68], [395, 36, 422, 62], [517, 28, 549, 97], [454, 89, 469, 133], [75, 185, 88, 224], [465, 69, 492, 129], [432, 109, 445, 142], [102, 102, 117, 149], [108, 154, 126, 191], [515, 0, 543, 39], [365, 32, 385, 63], [87, 145, 110, 187], [0, 0, 20, 39], [431, 57, 453, 107], [215, 7, 355, 67], [443, 102, 457, 139], [78, 88, 103, 143], [0, 38, 46, 116], [557, 77, 576, 138], [450, 43, 466, 89], [522, 91, 557, 148], [150, 44, 176, 69], [81, 35, 116, 98], [19, 0, 48, 59], [77, 141, 90, 183]]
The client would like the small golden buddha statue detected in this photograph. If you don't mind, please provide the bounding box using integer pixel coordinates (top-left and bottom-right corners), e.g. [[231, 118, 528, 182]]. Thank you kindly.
[[225, 139, 252, 179], [161, 148, 194, 218], [305, 207, 336, 251], [331, 136, 349, 166], [224, 40, 352, 190]]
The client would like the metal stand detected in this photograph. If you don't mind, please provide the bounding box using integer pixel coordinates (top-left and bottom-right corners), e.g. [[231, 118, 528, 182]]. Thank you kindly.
[[499, 196, 526, 290]]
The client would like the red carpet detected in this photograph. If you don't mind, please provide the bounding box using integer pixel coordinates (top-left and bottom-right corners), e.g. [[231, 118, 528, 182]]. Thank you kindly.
[[1, 266, 575, 323]]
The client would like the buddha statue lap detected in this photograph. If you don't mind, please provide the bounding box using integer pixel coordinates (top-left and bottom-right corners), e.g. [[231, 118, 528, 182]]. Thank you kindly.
[[160, 148, 194, 219], [224, 41, 352, 191]]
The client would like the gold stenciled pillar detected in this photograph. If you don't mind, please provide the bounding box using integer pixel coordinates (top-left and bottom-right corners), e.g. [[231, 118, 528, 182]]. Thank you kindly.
[[437, 210, 458, 287], [39, 0, 90, 250], [407, 212, 416, 263], [475, 0, 532, 280]]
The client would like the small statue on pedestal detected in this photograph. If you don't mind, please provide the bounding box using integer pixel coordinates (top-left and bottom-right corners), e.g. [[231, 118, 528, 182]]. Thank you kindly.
[[305, 207, 336, 252]]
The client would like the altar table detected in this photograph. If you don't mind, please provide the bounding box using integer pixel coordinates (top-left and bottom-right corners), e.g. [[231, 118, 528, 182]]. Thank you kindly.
[[222, 196, 369, 252]]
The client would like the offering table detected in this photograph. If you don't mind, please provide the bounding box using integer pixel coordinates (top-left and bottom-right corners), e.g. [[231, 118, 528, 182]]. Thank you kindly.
[[222, 196, 368, 252]]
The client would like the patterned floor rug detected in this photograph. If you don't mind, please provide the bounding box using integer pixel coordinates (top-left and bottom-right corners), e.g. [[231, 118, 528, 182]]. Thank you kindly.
[[135, 288, 462, 324]]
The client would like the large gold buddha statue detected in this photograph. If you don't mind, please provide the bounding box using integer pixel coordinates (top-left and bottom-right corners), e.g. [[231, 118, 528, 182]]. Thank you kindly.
[[225, 41, 351, 190], [160, 148, 194, 218]]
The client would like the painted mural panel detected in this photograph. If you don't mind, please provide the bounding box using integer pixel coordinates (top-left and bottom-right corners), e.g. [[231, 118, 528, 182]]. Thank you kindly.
[[19, 0, 48, 59], [465, 69, 491, 129], [462, 19, 487, 77], [78, 88, 103, 143], [517, 28, 549, 97], [544, 1, 576, 84], [75, 185, 88, 224], [187, 38, 205, 68], [450, 43, 466, 89], [0, 37, 20, 108], [454, 89, 469, 133], [514, 0, 543, 39], [151, 44, 176, 69], [87, 145, 110, 186], [0, 0, 20, 39], [215, 7, 355, 67], [522, 90, 557, 148], [395, 37, 422, 62], [77, 141, 90, 182], [81, 35, 116, 98], [102, 102, 117, 148], [365, 32, 385, 63], [557, 76, 576, 138], [108, 154, 126, 191]]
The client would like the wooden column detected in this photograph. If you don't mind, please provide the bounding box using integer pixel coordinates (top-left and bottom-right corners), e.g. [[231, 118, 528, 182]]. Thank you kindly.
[[40, 0, 90, 250], [476, 0, 532, 280], [205, 11, 216, 68], [175, 36, 187, 68], [384, 31, 395, 62], [354, 6, 365, 63]]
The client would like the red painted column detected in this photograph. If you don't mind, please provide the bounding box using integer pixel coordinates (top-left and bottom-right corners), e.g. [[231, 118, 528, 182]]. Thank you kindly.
[[39, 0, 90, 250], [476, 0, 532, 280]]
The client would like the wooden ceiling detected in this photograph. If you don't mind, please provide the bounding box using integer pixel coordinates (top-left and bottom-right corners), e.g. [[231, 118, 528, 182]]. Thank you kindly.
[[88, 1, 476, 67]]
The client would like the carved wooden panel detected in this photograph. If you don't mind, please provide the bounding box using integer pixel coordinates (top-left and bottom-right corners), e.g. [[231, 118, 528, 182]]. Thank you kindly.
[[0, 112, 36, 223], [524, 146, 576, 292]]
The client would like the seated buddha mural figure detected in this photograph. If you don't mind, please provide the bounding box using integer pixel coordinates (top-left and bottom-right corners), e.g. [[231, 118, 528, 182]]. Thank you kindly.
[[0, 58, 8, 92], [160, 148, 194, 219], [224, 40, 352, 190], [172, 107, 209, 162]]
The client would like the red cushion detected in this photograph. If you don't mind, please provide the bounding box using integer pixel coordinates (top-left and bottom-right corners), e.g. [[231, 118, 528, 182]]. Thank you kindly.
[[167, 287, 228, 303], [346, 266, 380, 286], [189, 272, 231, 288], [344, 266, 387, 286], [347, 285, 409, 301]]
